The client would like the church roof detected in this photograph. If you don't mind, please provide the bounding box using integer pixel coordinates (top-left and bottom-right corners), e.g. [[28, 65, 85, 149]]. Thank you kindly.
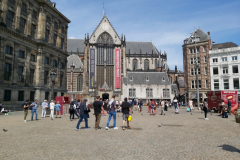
[[67, 54, 83, 69], [67, 39, 85, 53], [126, 41, 160, 55], [184, 29, 210, 44], [212, 42, 238, 49], [124, 72, 169, 85]]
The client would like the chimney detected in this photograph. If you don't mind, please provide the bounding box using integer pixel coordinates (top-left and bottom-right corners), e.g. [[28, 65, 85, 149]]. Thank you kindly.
[[207, 31, 210, 35], [52, 2, 56, 8]]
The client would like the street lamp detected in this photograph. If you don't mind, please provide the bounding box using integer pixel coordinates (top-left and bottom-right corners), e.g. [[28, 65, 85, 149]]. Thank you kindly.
[[50, 69, 57, 101], [70, 63, 75, 100], [193, 30, 200, 109]]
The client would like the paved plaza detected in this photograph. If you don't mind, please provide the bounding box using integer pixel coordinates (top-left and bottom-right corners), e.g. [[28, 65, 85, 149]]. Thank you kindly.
[[1, 106, 240, 160]]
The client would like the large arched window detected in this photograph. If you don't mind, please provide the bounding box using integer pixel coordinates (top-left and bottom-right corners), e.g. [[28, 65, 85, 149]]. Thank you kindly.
[[144, 59, 149, 71], [132, 59, 138, 70], [77, 75, 83, 91]]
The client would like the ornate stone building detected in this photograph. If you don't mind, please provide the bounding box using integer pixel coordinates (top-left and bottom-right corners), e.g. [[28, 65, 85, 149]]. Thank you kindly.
[[182, 29, 211, 102], [0, 0, 70, 109], [67, 13, 180, 102]]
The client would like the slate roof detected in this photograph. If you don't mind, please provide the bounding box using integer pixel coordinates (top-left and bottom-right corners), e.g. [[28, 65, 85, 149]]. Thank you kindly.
[[125, 72, 169, 85], [184, 29, 210, 44], [67, 54, 83, 69], [67, 39, 85, 53], [212, 42, 238, 49], [126, 41, 159, 55]]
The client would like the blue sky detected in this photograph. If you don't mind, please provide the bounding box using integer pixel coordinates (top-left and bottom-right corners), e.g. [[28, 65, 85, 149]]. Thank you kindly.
[[56, 0, 240, 71]]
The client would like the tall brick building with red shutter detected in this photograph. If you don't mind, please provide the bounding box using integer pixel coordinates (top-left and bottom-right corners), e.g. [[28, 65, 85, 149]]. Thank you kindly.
[[182, 29, 211, 103]]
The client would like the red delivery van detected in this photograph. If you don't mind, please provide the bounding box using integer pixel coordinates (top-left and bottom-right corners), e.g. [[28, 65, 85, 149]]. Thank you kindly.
[[207, 91, 238, 112]]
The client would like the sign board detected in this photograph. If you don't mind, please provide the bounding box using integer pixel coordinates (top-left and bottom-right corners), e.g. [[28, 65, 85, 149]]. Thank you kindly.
[[115, 49, 121, 88]]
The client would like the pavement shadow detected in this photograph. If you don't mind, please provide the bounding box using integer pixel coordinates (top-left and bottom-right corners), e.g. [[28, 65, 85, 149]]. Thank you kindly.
[[218, 144, 240, 153]]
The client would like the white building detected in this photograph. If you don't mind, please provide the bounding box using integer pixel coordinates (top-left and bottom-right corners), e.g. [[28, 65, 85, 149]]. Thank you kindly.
[[209, 43, 240, 94]]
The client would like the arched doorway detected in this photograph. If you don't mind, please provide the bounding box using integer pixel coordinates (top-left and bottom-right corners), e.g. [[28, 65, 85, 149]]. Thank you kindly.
[[102, 93, 109, 101]]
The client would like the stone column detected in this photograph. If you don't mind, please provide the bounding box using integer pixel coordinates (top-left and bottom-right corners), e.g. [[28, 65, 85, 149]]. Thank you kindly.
[[15, 1, 21, 30], [12, 42, 19, 85], [26, 4, 32, 36], [37, 6, 46, 41], [24, 47, 31, 85], [0, 37, 6, 83], [35, 47, 44, 87]]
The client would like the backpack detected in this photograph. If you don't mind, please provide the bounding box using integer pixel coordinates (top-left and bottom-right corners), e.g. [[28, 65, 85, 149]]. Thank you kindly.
[[69, 104, 74, 111], [21, 102, 25, 108]]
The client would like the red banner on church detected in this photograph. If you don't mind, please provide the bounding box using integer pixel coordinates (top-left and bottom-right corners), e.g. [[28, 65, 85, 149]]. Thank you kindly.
[[115, 49, 121, 88]]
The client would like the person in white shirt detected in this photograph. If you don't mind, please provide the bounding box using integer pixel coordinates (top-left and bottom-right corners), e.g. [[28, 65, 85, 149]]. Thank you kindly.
[[49, 100, 55, 120], [41, 100, 48, 118], [1, 108, 9, 115], [160, 100, 165, 115], [188, 99, 194, 111]]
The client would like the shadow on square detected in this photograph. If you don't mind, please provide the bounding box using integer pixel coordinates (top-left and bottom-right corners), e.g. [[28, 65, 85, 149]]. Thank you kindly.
[[218, 144, 240, 153]]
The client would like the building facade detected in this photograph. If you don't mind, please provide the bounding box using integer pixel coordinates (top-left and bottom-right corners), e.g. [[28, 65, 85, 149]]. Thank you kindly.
[[182, 29, 211, 102], [0, 0, 70, 109], [67, 14, 180, 102], [209, 43, 239, 94]]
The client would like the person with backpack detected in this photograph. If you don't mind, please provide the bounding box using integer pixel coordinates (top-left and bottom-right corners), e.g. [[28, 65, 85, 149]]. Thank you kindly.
[[203, 99, 209, 120], [69, 101, 76, 121], [76, 98, 90, 130], [30, 99, 38, 121], [23, 100, 30, 122], [106, 95, 118, 130]]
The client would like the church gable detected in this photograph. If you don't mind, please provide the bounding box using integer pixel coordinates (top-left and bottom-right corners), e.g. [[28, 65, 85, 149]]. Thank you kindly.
[[89, 16, 121, 45]]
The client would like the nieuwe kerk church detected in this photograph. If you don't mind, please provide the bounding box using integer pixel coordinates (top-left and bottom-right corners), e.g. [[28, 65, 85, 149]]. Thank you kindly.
[[67, 12, 181, 102]]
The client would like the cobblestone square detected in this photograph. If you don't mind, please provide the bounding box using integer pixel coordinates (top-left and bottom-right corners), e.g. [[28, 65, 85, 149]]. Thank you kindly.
[[1, 107, 240, 160]]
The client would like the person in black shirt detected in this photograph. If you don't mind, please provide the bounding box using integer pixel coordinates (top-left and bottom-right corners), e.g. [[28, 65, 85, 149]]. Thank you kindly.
[[93, 96, 104, 130], [23, 100, 30, 122], [121, 97, 132, 130], [76, 99, 90, 130]]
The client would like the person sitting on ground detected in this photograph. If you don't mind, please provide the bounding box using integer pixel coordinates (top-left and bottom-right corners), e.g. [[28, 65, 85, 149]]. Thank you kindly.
[[1, 108, 9, 115]]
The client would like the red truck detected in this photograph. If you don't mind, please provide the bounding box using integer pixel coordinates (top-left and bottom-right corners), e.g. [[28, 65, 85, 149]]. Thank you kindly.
[[207, 90, 238, 112]]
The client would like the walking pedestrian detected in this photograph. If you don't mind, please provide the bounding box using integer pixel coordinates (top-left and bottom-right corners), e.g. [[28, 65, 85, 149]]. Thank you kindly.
[[41, 100, 47, 118], [139, 99, 143, 115], [76, 98, 90, 130], [73, 98, 80, 119], [150, 100, 155, 115], [221, 100, 228, 118], [49, 100, 55, 120], [23, 100, 30, 122], [76, 99, 81, 115], [133, 99, 137, 111], [227, 98, 231, 115], [188, 99, 194, 111], [93, 96, 104, 130], [173, 98, 178, 112], [55, 101, 61, 118], [30, 99, 38, 121], [69, 101, 76, 121], [121, 97, 132, 130], [160, 99, 165, 115], [106, 95, 118, 130], [148, 100, 151, 113], [203, 99, 209, 120]]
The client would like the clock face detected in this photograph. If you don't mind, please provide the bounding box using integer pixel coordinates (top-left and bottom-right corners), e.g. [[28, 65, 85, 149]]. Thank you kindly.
[[101, 23, 109, 31]]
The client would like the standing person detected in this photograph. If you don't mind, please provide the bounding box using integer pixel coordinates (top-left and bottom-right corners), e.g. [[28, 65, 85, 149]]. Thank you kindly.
[[150, 100, 155, 115], [148, 100, 151, 113], [227, 98, 231, 115], [49, 100, 55, 120], [188, 99, 194, 111], [164, 100, 168, 111], [93, 96, 104, 130], [103, 99, 108, 115], [76, 99, 81, 115], [160, 99, 165, 115], [133, 99, 137, 111], [30, 99, 38, 121], [139, 99, 143, 115], [74, 99, 80, 119], [106, 95, 118, 130], [221, 100, 228, 118], [55, 101, 61, 118], [76, 98, 90, 130], [23, 100, 30, 122], [0, 102, 2, 111], [121, 97, 132, 130], [173, 98, 178, 112], [69, 101, 76, 121], [203, 99, 209, 120], [41, 100, 47, 118]]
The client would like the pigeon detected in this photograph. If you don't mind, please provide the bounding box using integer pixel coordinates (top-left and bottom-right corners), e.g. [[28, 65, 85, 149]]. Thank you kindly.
[[3, 129, 7, 132], [191, 113, 192, 115], [118, 114, 119, 117], [158, 123, 162, 127], [211, 114, 212, 115]]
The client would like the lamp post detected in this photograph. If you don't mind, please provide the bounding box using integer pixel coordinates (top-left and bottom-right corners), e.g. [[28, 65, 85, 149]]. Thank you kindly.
[[70, 63, 75, 100], [193, 30, 200, 109], [50, 69, 57, 101]]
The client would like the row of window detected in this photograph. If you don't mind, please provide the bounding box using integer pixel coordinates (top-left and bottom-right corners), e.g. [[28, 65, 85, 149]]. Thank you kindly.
[[3, 90, 65, 101], [213, 79, 239, 90], [129, 76, 165, 81], [132, 59, 159, 70], [212, 66, 239, 75], [7, 9, 65, 49], [44, 57, 65, 69], [212, 56, 238, 63], [190, 57, 207, 64], [191, 80, 208, 89], [129, 88, 171, 98], [189, 46, 206, 54]]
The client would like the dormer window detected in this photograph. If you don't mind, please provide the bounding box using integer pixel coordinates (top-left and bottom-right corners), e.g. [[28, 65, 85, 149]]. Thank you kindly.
[[162, 76, 165, 81], [146, 76, 149, 81], [130, 76, 133, 81]]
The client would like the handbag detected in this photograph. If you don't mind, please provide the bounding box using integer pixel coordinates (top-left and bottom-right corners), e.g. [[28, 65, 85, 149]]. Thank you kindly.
[[128, 115, 132, 121]]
